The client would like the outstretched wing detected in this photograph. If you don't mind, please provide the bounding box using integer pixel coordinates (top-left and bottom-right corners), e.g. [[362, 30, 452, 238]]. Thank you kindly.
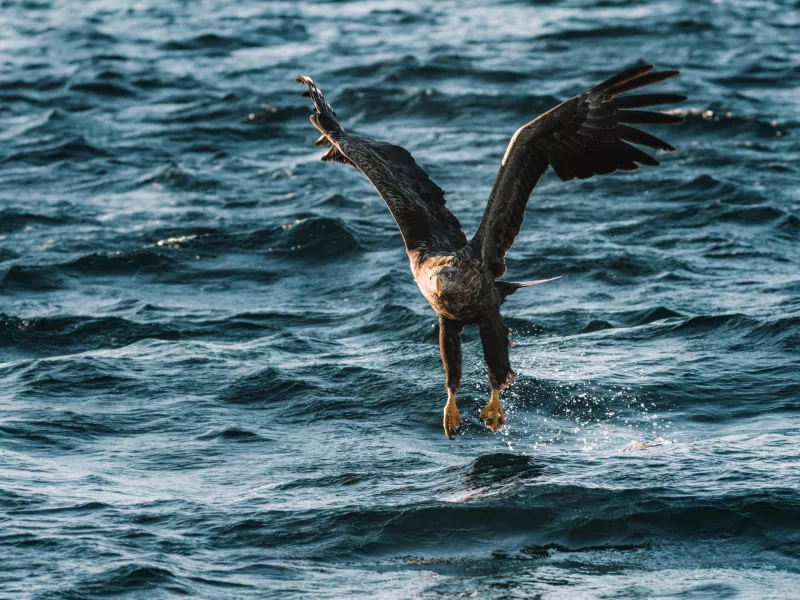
[[296, 75, 467, 257], [473, 64, 685, 277]]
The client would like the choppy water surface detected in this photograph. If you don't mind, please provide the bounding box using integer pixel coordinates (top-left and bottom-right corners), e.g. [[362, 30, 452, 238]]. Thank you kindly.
[[1, 0, 799, 597]]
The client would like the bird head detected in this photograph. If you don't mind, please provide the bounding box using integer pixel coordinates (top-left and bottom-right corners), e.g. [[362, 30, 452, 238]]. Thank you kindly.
[[435, 267, 456, 298]]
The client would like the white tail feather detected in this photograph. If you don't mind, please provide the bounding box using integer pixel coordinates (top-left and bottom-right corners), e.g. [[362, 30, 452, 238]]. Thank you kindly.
[[511, 275, 563, 287]]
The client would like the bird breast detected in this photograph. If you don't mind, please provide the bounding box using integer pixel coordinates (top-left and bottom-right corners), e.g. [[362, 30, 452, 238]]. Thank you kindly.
[[419, 267, 490, 321]]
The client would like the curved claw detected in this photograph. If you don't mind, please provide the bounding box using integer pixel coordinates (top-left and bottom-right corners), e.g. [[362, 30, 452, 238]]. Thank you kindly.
[[443, 394, 462, 439], [480, 389, 505, 433], [445, 421, 461, 440]]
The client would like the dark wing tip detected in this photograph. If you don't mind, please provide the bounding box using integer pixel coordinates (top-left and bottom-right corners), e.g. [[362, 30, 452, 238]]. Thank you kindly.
[[616, 109, 686, 125], [606, 69, 682, 97], [590, 64, 654, 97], [297, 75, 316, 102], [608, 93, 688, 109], [296, 74, 339, 124], [669, 113, 686, 124]]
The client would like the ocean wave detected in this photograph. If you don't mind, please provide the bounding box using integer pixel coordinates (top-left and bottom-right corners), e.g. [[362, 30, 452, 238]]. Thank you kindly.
[[269, 217, 363, 258], [354, 303, 429, 338], [0, 206, 91, 232], [0, 248, 21, 262], [69, 79, 136, 98], [137, 162, 221, 191], [717, 204, 791, 224], [367, 8, 439, 26], [0, 488, 48, 510], [536, 25, 656, 41], [63, 251, 177, 274], [673, 107, 792, 138], [160, 33, 263, 53], [671, 313, 799, 347], [203, 486, 800, 560], [524, 308, 799, 351], [218, 366, 320, 407], [0, 74, 66, 93], [335, 85, 563, 122], [509, 250, 689, 284], [313, 193, 364, 209], [3, 356, 141, 400], [0, 313, 183, 356], [334, 54, 528, 85], [1, 307, 352, 358], [0, 421, 76, 451], [14, 500, 112, 515], [196, 427, 263, 442], [1, 246, 284, 293], [2, 135, 112, 164], [460, 453, 548, 489], [0, 264, 65, 291], [579, 319, 615, 334], [143, 219, 351, 257], [776, 213, 799, 235], [206, 308, 347, 329], [74, 564, 188, 596], [595, 312, 800, 353], [627, 306, 683, 326]]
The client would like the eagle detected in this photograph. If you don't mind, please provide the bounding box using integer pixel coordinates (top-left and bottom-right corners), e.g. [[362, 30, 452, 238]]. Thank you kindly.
[[297, 64, 684, 439]]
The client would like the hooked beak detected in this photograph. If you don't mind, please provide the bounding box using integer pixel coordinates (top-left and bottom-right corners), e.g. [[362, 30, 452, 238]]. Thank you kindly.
[[435, 273, 445, 297]]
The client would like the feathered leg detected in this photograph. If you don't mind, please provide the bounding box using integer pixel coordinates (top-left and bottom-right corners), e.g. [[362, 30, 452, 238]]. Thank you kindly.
[[440, 317, 465, 439], [479, 313, 514, 432]]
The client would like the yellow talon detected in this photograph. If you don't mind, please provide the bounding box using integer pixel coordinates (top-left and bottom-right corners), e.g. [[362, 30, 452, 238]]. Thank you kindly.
[[480, 388, 505, 433], [443, 392, 462, 439]]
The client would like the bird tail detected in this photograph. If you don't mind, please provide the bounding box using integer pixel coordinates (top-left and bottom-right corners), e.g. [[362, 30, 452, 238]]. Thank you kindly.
[[496, 276, 562, 302]]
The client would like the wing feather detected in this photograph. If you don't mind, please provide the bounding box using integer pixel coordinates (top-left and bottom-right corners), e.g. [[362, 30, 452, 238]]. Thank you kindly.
[[473, 64, 684, 277], [297, 75, 467, 256]]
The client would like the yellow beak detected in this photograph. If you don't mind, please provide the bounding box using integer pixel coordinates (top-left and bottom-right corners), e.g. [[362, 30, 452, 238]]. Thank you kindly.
[[435, 274, 444, 297]]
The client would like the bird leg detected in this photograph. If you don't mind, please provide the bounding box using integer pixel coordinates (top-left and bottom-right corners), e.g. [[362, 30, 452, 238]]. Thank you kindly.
[[439, 317, 465, 439], [480, 388, 505, 433], [443, 390, 462, 439], [479, 315, 512, 433]]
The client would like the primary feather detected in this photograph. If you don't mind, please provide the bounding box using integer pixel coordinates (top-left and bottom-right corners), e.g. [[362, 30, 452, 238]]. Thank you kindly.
[[295, 75, 466, 262], [472, 64, 685, 277]]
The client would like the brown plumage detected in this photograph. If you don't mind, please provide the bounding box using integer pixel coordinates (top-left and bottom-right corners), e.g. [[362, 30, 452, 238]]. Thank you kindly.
[[296, 65, 685, 438]]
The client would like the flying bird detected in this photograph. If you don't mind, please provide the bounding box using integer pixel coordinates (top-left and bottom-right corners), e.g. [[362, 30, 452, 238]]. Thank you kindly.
[[297, 64, 684, 439]]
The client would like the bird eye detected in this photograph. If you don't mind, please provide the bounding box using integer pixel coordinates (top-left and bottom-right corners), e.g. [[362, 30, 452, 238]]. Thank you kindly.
[[447, 273, 452, 278]]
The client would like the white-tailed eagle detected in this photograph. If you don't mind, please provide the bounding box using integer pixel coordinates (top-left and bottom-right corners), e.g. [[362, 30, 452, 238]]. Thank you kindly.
[[297, 64, 684, 438]]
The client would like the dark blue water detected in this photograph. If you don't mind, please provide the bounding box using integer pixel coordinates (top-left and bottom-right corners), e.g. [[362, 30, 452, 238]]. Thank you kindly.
[[1, 1, 798, 597]]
